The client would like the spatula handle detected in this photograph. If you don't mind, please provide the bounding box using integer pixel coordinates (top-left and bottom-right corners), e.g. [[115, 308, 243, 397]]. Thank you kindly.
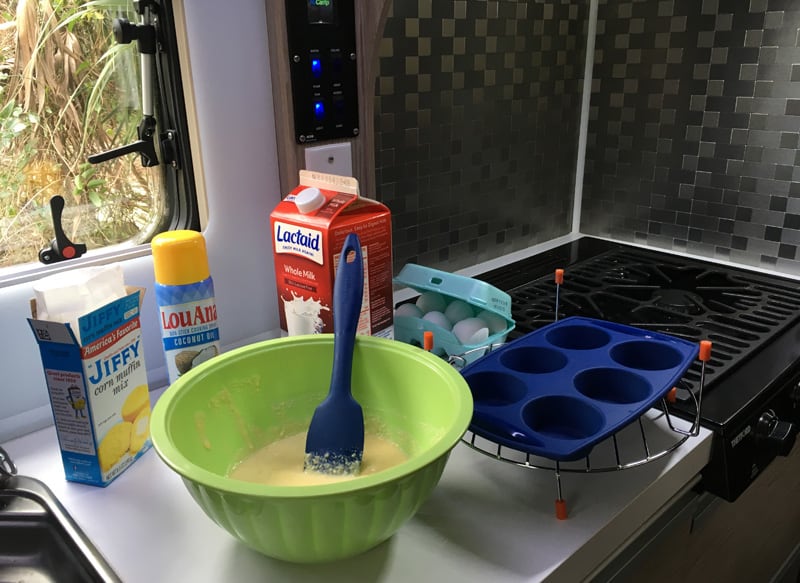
[[330, 233, 364, 398]]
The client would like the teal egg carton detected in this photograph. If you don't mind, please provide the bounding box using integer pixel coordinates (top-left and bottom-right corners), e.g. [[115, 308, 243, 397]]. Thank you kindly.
[[393, 263, 515, 364]]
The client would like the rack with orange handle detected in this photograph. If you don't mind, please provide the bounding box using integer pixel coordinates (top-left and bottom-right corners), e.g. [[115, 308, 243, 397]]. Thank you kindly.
[[554, 268, 564, 322]]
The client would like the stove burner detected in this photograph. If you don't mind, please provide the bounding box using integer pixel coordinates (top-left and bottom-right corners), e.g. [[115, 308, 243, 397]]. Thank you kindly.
[[651, 289, 704, 315], [495, 246, 800, 401], [602, 264, 763, 317]]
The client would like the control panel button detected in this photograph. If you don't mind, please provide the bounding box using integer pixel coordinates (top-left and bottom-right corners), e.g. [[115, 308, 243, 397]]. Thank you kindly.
[[313, 100, 325, 121], [311, 56, 322, 78], [332, 94, 346, 123], [330, 49, 343, 74]]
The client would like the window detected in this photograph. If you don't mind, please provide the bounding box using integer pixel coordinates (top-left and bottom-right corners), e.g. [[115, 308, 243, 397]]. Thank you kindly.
[[0, 0, 197, 273]]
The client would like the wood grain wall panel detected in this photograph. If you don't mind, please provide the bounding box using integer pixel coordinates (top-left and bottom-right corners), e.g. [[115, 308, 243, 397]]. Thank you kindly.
[[264, 0, 391, 197]]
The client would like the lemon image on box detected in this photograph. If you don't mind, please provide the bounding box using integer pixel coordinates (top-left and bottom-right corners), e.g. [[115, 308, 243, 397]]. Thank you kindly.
[[129, 408, 151, 455], [98, 385, 152, 473], [123, 385, 151, 455], [122, 384, 150, 422], [98, 421, 134, 473]]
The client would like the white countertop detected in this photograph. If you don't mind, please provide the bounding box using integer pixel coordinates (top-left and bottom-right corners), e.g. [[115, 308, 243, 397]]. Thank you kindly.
[[5, 401, 712, 583]]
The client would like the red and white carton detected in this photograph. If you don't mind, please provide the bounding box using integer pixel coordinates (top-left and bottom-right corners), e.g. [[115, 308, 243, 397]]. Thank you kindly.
[[270, 170, 393, 338]]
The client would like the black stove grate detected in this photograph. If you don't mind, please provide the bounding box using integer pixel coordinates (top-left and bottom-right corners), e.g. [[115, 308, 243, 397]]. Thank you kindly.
[[500, 248, 800, 400]]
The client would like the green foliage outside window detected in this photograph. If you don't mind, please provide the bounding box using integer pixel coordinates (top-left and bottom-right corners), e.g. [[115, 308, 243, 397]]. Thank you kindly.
[[0, 0, 163, 268]]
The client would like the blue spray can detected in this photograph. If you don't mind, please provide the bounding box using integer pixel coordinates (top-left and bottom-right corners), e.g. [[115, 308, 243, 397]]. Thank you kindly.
[[151, 230, 221, 384]]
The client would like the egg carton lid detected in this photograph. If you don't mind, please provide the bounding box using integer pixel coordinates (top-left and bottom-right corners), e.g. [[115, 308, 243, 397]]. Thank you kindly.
[[393, 264, 516, 363], [393, 263, 513, 324]]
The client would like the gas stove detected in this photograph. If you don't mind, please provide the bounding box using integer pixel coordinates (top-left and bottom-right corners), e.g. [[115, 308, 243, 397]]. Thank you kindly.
[[478, 237, 800, 501]]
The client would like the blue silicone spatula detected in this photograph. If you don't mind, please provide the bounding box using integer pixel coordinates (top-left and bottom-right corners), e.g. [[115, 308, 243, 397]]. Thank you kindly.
[[304, 232, 365, 475]]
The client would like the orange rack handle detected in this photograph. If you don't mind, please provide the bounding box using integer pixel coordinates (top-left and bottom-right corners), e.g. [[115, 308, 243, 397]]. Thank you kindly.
[[555, 268, 564, 285], [699, 340, 712, 361], [423, 331, 434, 352], [555, 499, 568, 520]]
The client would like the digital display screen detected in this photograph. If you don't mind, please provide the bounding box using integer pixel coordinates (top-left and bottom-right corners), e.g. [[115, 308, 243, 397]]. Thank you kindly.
[[307, 0, 335, 25]]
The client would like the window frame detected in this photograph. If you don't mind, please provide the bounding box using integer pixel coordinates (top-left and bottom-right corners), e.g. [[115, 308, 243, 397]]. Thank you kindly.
[[150, 0, 201, 233]]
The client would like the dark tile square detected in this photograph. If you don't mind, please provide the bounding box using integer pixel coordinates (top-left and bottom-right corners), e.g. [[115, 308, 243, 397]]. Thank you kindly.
[[778, 243, 796, 260], [780, 132, 799, 149], [765, 225, 782, 241], [736, 206, 753, 221], [760, 254, 778, 266], [740, 176, 758, 192], [775, 165, 795, 181], [786, 99, 800, 115], [770, 195, 788, 212], [784, 214, 800, 229], [731, 235, 748, 250]]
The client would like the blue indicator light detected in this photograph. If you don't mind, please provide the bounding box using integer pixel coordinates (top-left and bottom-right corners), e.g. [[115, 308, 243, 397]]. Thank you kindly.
[[314, 101, 325, 119], [311, 58, 322, 77]]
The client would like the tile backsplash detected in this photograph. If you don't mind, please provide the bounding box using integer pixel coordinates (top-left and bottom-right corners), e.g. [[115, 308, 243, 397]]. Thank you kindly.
[[374, 0, 588, 274], [583, 0, 800, 274], [373, 0, 800, 277]]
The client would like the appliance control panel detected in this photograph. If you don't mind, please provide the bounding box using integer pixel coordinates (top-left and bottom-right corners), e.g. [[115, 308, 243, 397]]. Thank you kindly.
[[284, 0, 359, 144]]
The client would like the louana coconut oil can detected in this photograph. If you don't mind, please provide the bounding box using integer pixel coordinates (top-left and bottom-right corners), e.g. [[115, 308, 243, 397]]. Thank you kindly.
[[151, 230, 221, 384]]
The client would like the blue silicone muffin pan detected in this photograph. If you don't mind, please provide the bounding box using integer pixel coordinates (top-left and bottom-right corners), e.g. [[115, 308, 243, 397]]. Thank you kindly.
[[461, 316, 700, 461]]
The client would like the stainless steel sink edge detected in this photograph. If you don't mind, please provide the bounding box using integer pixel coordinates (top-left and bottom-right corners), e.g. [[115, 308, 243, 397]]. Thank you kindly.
[[2, 467, 122, 583]]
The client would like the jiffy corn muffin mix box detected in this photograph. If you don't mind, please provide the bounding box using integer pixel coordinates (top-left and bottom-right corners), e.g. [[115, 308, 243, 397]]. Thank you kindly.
[[28, 289, 152, 486]]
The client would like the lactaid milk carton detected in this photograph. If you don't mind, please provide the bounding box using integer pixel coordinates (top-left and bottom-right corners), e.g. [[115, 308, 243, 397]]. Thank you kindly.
[[28, 288, 152, 486], [270, 170, 393, 337]]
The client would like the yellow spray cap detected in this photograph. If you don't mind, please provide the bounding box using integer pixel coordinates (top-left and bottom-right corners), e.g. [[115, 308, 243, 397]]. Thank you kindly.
[[151, 230, 210, 286]]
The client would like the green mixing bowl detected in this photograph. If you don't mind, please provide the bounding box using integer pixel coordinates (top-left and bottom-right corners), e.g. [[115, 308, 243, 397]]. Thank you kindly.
[[150, 334, 473, 563]]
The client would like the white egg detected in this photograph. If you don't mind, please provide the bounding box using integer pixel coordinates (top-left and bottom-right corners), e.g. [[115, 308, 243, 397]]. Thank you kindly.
[[466, 326, 490, 346], [476, 309, 508, 334], [444, 299, 474, 323], [422, 310, 452, 330], [394, 303, 423, 318], [453, 317, 490, 345], [416, 291, 447, 314]]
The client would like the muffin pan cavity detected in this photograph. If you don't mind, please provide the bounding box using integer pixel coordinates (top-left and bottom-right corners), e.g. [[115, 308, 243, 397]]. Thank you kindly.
[[545, 324, 610, 350], [462, 316, 699, 461], [499, 346, 567, 374], [574, 368, 651, 404], [468, 371, 528, 407], [522, 396, 605, 440], [610, 340, 684, 370]]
